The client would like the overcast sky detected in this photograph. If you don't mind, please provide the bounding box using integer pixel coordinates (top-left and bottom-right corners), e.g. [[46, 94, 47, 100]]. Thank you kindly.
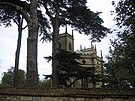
[[0, 0, 116, 80]]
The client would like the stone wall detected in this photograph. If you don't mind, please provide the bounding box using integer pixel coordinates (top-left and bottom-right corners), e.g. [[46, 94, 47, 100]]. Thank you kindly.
[[0, 88, 135, 101], [1, 96, 135, 101]]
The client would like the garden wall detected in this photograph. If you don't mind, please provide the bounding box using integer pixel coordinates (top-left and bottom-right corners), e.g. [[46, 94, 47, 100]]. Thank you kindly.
[[0, 88, 135, 101]]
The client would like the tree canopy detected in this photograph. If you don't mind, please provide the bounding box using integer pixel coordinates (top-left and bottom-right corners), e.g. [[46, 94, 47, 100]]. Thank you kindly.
[[40, 0, 109, 41], [0, 67, 26, 87], [104, 0, 135, 88], [0, 1, 51, 41]]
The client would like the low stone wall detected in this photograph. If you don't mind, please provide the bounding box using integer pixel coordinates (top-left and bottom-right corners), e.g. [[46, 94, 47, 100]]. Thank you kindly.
[[0, 88, 135, 101]]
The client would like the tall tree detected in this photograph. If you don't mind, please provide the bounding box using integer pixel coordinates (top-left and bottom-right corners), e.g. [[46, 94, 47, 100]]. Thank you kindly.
[[0, 0, 39, 87], [104, 48, 131, 88], [40, 0, 109, 87], [0, 1, 28, 87], [0, 0, 52, 87], [25, 0, 39, 87], [104, 0, 135, 88], [14, 14, 26, 87]]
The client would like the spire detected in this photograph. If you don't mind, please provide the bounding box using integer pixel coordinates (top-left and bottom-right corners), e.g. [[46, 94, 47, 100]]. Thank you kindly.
[[95, 45, 97, 53], [72, 30, 74, 37], [91, 41, 93, 48], [65, 25, 67, 33], [100, 50, 103, 58], [80, 45, 82, 51]]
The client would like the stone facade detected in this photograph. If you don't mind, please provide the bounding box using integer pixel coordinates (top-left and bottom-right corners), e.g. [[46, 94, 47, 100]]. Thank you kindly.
[[75, 46, 103, 88]]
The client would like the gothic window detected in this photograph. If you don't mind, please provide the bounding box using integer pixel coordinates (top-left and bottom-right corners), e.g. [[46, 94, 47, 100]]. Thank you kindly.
[[82, 78, 88, 88], [59, 43, 61, 50], [69, 42, 71, 51]]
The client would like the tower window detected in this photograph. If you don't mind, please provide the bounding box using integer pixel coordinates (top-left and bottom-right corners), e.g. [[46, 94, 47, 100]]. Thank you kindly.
[[69, 42, 71, 51], [59, 43, 61, 49]]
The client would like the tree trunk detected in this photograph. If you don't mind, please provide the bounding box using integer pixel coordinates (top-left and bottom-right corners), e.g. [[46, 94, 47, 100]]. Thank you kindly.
[[13, 14, 23, 87], [52, 1, 60, 88], [26, 0, 38, 87]]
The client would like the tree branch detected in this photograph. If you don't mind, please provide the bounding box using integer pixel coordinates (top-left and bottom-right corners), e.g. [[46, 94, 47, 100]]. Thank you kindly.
[[66, 78, 80, 87], [22, 25, 28, 30], [0, 2, 31, 23], [41, 1, 54, 23]]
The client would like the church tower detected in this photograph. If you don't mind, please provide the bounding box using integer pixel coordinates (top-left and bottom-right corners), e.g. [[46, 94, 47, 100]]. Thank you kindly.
[[59, 26, 74, 52]]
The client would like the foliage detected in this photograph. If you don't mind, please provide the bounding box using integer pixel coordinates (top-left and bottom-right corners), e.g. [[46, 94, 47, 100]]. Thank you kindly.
[[56, 50, 100, 87], [0, 0, 51, 41], [0, 67, 26, 87], [0, 0, 29, 26], [40, 0, 109, 42], [104, 48, 131, 88], [104, 0, 135, 88], [38, 79, 51, 87]]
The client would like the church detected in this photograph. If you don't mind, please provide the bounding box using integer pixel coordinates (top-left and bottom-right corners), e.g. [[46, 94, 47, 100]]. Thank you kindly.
[[58, 28, 103, 88]]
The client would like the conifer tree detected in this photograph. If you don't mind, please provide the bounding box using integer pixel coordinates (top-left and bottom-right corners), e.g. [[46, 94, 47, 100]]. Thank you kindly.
[[104, 0, 135, 88], [0, 0, 39, 87], [40, 0, 109, 87]]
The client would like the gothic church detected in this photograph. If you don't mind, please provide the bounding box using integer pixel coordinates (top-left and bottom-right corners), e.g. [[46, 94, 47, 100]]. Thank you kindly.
[[59, 28, 103, 88]]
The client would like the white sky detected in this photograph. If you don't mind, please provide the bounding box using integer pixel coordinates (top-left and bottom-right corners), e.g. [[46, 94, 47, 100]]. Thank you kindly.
[[0, 0, 116, 80]]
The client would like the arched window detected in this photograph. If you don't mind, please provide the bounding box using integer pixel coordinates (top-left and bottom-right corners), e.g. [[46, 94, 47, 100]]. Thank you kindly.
[[59, 43, 61, 49], [69, 42, 71, 51]]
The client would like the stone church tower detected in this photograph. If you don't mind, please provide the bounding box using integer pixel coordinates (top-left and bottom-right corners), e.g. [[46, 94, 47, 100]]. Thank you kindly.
[[59, 28, 103, 88], [59, 27, 74, 52]]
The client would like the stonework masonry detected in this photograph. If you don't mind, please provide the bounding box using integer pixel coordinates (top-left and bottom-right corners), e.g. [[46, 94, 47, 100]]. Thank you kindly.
[[0, 96, 135, 101], [0, 88, 135, 101]]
